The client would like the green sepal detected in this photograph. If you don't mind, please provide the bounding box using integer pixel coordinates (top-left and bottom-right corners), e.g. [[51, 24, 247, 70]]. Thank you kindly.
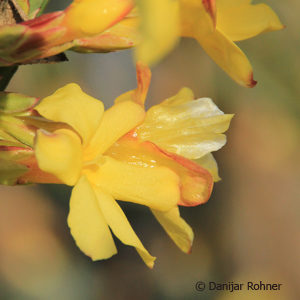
[[0, 15, 66, 66], [0, 92, 38, 114], [28, 0, 49, 17], [0, 139, 27, 147], [14, 0, 30, 16], [0, 144, 32, 161], [0, 142, 33, 185], [0, 115, 35, 146], [0, 158, 29, 185], [0, 128, 22, 144], [0, 25, 26, 49]]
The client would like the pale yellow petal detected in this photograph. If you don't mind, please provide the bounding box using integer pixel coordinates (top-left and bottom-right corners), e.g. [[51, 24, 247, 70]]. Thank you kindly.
[[36, 83, 104, 145], [195, 153, 221, 182], [137, 96, 234, 159], [35, 129, 82, 185], [83, 156, 180, 211], [94, 187, 156, 268], [135, 0, 180, 65], [217, 2, 284, 41], [158, 133, 227, 160], [85, 101, 145, 159], [68, 176, 117, 260], [152, 206, 193, 253]]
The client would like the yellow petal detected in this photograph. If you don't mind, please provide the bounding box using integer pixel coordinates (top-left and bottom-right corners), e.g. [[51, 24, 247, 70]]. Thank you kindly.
[[160, 87, 194, 106], [63, 0, 134, 38], [196, 28, 257, 87], [180, 0, 258, 87], [137, 96, 234, 159], [72, 15, 140, 52], [217, 1, 284, 41], [94, 187, 156, 268], [156, 147, 214, 206], [35, 83, 104, 145], [106, 137, 213, 207], [195, 153, 221, 182], [217, 0, 251, 9], [180, 0, 215, 38], [85, 101, 145, 159], [135, 0, 180, 65], [152, 206, 193, 253], [84, 156, 180, 211], [114, 62, 151, 106], [68, 176, 117, 260], [35, 129, 82, 185]]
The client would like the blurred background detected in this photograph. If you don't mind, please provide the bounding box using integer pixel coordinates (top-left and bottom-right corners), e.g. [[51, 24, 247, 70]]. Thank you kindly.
[[0, 0, 299, 299]]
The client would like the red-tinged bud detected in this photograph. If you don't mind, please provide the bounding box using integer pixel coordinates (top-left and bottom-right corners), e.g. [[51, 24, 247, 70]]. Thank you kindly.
[[0, 11, 66, 66], [0, 1, 135, 66]]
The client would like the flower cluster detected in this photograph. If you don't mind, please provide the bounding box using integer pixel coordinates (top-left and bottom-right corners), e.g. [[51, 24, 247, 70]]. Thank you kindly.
[[0, 0, 284, 268], [0, 0, 283, 86]]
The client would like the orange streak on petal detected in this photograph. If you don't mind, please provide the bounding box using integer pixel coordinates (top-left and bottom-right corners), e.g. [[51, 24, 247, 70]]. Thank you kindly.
[[202, 0, 216, 27], [22, 11, 64, 28], [151, 143, 214, 206], [114, 62, 151, 106], [107, 134, 214, 207], [17, 155, 62, 184], [134, 62, 152, 106]]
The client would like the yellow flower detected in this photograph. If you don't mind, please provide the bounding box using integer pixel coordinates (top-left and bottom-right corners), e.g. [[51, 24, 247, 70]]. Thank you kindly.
[[33, 64, 233, 267], [136, 0, 284, 87]]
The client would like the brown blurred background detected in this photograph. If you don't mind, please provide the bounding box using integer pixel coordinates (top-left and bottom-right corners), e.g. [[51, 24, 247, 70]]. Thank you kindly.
[[1, 0, 299, 299]]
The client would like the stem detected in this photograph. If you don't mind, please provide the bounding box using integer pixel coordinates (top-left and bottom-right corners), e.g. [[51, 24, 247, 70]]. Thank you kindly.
[[0, 66, 18, 91]]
